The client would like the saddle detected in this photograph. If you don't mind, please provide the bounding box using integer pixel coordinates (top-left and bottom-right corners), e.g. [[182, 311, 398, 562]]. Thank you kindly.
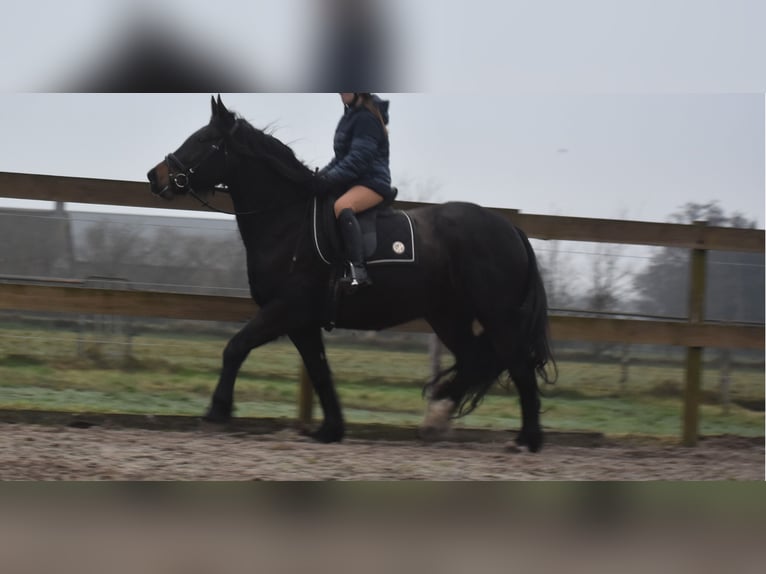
[[311, 191, 417, 330], [311, 192, 416, 267]]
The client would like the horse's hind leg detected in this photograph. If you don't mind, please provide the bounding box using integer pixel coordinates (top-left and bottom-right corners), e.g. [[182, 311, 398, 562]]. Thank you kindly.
[[289, 327, 344, 443], [421, 309, 503, 440], [420, 310, 469, 439], [506, 364, 542, 452], [483, 323, 543, 452]]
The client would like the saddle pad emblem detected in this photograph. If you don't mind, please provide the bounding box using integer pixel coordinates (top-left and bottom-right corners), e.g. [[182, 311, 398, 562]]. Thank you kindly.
[[392, 241, 405, 254]]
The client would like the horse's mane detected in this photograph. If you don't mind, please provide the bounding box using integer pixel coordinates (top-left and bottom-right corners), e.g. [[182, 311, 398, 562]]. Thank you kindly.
[[224, 116, 314, 186]]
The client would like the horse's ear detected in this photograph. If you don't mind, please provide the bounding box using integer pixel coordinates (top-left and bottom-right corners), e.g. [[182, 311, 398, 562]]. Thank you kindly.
[[213, 94, 235, 130], [216, 94, 229, 115], [211, 94, 230, 118]]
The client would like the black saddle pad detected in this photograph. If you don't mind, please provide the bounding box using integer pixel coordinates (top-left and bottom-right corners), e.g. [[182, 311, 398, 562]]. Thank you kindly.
[[312, 196, 415, 265]]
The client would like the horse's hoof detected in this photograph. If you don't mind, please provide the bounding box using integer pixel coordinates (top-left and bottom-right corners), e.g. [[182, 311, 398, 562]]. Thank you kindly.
[[301, 424, 344, 444], [418, 425, 452, 442], [420, 398, 454, 442], [202, 399, 233, 423], [515, 428, 543, 453]]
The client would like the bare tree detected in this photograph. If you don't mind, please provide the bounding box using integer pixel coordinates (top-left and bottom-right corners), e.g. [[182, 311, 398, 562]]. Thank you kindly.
[[586, 243, 635, 358], [634, 201, 763, 323], [536, 240, 576, 310], [80, 223, 149, 278]]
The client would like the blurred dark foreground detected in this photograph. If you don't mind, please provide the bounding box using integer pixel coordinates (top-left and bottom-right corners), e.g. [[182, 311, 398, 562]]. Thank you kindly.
[[1, 482, 764, 573]]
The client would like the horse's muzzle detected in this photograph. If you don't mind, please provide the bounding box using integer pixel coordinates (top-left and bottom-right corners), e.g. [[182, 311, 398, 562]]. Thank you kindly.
[[147, 167, 175, 200]]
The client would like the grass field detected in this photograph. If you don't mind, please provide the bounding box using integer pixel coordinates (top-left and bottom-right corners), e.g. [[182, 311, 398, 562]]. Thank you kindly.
[[0, 322, 763, 439]]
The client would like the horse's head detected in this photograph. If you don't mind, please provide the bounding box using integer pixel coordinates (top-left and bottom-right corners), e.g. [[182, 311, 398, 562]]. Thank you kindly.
[[147, 95, 238, 200]]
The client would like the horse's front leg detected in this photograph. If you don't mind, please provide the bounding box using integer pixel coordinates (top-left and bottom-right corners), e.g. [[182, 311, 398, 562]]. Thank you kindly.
[[203, 301, 289, 423], [289, 326, 345, 443]]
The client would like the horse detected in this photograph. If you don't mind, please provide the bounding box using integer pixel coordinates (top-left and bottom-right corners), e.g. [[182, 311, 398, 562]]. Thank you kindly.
[[147, 95, 556, 452]]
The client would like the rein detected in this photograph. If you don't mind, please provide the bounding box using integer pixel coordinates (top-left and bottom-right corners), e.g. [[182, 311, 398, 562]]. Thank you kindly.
[[188, 187, 280, 217]]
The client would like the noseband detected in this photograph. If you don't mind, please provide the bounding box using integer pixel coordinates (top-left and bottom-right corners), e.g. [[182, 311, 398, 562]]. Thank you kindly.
[[165, 151, 200, 191]]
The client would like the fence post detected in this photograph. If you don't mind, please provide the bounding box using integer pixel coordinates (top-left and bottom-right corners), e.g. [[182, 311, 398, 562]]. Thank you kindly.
[[298, 365, 314, 428], [682, 222, 708, 446]]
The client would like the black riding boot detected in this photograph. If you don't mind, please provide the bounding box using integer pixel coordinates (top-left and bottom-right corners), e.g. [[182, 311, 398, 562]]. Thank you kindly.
[[338, 208, 372, 289]]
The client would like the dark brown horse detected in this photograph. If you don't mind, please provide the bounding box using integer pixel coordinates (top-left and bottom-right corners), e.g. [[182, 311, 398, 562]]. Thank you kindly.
[[147, 96, 556, 451]]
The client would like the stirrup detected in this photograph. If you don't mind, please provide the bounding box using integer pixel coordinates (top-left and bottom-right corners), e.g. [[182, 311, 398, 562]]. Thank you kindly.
[[344, 262, 371, 288]]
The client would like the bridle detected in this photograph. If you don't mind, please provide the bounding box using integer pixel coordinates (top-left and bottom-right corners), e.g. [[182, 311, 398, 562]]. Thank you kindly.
[[157, 121, 240, 201], [156, 121, 279, 217], [155, 116, 314, 272], [165, 141, 233, 216]]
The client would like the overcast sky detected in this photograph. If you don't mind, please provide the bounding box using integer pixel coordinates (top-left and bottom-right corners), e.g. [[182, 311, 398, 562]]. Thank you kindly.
[[0, 93, 763, 226], [0, 1, 764, 226], [2, 0, 766, 93]]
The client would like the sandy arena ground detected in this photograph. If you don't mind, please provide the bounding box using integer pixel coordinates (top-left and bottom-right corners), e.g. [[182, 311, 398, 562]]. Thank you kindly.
[[0, 421, 762, 480]]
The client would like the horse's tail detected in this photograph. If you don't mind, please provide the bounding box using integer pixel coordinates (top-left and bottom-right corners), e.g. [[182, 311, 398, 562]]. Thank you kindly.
[[516, 226, 558, 387], [428, 220, 557, 418]]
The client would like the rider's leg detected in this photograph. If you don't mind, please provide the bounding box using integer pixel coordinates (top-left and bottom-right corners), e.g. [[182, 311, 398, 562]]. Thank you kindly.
[[334, 185, 384, 218], [334, 186, 383, 288]]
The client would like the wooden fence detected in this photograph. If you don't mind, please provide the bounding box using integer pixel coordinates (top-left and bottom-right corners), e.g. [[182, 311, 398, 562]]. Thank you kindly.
[[0, 171, 763, 445]]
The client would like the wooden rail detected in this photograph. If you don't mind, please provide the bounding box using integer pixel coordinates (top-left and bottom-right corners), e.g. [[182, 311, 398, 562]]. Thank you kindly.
[[0, 283, 761, 350], [1, 171, 764, 445], [2, 171, 762, 252]]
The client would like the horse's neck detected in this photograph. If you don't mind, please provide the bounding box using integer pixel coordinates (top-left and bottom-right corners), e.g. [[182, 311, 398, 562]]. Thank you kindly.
[[230, 181, 310, 251]]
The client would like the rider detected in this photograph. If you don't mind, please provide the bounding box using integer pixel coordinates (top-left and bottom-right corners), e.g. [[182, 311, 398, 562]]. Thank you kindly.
[[316, 92, 393, 288]]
